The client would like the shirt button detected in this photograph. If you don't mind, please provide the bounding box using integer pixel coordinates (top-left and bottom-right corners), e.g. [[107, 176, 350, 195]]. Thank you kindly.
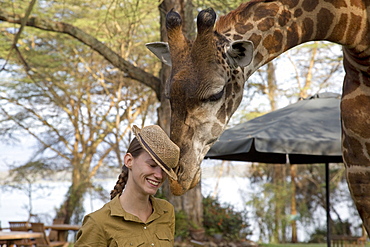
[[144, 226, 147, 229]]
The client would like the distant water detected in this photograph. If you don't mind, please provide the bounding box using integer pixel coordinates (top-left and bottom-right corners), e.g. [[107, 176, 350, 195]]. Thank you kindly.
[[1, 160, 356, 243], [0, 169, 260, 240], [0, 176, 249, 222]]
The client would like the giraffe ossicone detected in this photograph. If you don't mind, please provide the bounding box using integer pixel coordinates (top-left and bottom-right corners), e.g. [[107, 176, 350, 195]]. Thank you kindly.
[[147, 0, 370, 235]]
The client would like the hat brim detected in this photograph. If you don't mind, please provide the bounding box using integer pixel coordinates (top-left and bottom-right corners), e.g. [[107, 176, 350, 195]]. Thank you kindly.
[[133, 126, 178, 181]]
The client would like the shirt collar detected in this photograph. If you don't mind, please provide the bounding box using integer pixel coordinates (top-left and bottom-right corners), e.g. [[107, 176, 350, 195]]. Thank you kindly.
[[110, 194, 167, 223]]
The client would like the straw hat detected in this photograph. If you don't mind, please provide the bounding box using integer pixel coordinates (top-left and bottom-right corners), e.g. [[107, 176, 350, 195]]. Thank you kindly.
[[132, 125, 180, 180]]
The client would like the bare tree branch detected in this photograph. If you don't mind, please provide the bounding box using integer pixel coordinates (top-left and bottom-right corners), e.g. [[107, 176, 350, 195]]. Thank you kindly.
[[0, 10, 161, 97]]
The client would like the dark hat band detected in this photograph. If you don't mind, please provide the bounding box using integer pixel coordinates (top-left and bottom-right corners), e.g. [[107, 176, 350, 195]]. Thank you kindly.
[[138, 133, 171, 172]]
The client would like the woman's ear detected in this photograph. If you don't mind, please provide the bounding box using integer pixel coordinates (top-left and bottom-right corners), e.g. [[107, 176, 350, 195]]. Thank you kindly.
[[124, 153, 134, 169]]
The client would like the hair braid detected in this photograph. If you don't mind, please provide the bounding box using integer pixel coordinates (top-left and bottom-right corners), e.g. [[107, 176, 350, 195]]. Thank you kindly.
[[110, 137, 143, 200], [110, 165, 129, 200]]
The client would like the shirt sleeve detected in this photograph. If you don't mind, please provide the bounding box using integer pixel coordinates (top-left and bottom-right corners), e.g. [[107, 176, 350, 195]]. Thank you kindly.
[[75, 214, 109, 247]]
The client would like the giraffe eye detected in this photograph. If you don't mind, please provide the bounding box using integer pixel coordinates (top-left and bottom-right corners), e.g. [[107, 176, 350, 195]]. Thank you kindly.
[[208, 87, 224, 102]]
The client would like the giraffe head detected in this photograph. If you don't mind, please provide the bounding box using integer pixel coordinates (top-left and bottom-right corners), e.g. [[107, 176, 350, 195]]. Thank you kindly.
[[146, 8, 254, 195]]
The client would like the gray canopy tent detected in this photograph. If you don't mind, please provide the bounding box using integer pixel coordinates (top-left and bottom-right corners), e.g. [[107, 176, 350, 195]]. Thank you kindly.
[[206, 92, 343, 246]]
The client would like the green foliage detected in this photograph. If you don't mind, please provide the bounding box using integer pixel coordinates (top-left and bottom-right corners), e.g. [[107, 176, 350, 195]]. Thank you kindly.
[[308, 219, 362, 243], [307, 227, 327, 243], [202, 195, 251, 241], [175, 210, 190, 239], [247, 175, 291, 243], [194, 0, 245, 15], [174, 195, 251, 241]]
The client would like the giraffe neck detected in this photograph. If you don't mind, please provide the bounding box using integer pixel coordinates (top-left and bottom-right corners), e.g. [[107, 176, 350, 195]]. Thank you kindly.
[[215, 0, 370, 77], [216, 0, 370, 234]]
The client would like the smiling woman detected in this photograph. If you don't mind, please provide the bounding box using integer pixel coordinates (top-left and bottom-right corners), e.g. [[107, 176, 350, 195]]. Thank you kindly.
[[75, 125, 180, 247]]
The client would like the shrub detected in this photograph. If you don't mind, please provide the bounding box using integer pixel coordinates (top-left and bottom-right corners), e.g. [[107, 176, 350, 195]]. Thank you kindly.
[[175, 210, 190, 239], [202, 195, 251, 241]]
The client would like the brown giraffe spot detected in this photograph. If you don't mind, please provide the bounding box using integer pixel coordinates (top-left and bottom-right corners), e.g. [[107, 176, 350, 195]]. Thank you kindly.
[[263, 31, 283, 54], [330, 13, 348, 41], [211, 123, 223, 137], [211, 123, 222, 139], [342, 95, 370, 139], [248, 33, 262, 48], [226, 82, 233, 94], [349, 0, 365, 8], [226, 98, 234, 117], [286, 22, 299, 50], [235, 22, 253, 35], [238, 6, 254, 20], [302, 0, 319, 12], [342, 67, 360, 95], [278, 9, 291, 27], [342, 134, 367, 167], [235, 94, 243, 105], [367, 142, 370, 160], [359, 71, 370, 86], [221, 52, 227, 59], [258, 18, 275, 31], [216, 104, 227, 124], [233, 34, 243, 40], [280, 0, 299, 8], [362, 67, 370, 84], [347, 171, 370, 201], [254, 3, 279, 21], [346, 13, 362, 43], [317, 8, 334, 39], [233, 79, 241, 92], [294, 8, 303, 18], [324, 0, 348, 8], [223, 27, 232, 33], [302, 18, 314, 42], [253, 52, 264, 67]]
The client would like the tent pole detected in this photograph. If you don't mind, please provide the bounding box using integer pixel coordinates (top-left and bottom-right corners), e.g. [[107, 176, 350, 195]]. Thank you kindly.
[[326, 162, 331, 247]]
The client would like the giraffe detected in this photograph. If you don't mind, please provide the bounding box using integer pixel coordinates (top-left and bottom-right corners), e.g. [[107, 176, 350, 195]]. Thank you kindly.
[[146, 0, 370, 233]]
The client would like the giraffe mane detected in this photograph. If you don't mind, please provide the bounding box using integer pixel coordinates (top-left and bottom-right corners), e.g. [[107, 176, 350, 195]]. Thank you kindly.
[[215, 0, 270, 33]]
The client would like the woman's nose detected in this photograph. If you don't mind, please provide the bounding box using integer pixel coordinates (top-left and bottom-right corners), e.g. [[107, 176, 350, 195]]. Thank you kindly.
[[154, 166, 166, 179]]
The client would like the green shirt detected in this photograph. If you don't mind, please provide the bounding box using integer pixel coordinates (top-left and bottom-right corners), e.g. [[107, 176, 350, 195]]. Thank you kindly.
[[75, 195, 175, 247]]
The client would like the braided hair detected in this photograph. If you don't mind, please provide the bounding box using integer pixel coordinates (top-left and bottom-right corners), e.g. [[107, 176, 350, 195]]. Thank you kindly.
[[110, 137, 143, 200]]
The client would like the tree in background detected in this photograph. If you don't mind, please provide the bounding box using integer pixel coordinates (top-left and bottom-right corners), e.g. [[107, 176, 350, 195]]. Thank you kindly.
[[2, 161, 55, 221], [0, 0, 160, 224], [240, 41, 349, 243], [0, 0, 215, 230]]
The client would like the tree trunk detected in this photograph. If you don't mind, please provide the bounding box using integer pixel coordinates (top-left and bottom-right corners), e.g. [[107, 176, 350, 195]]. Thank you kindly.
[[273, 165, 281, 243], [266, 62, 277, 111], [56, 166, 90, 224], [290, 164, 298, 243]]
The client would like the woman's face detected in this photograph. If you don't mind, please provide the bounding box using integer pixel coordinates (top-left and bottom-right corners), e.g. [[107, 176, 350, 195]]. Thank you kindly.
[[125, 150, 167, 196]]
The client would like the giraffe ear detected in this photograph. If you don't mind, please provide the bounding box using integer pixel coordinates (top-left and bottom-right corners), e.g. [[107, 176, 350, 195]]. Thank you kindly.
[[226, 40, 254, 68], [146, 42, 172, 66]]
